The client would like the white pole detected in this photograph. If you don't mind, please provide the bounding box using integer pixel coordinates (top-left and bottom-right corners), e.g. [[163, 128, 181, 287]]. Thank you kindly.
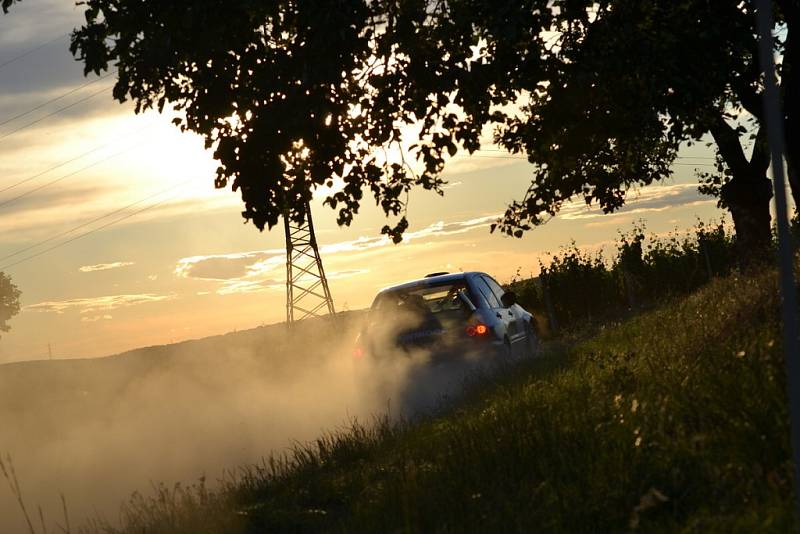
[[754, 0, 800, 516]]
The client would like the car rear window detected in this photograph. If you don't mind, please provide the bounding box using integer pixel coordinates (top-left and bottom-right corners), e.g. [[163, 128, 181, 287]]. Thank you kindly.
[[373, 281, 473, 316], [482, 275, 507, 302], [473, 277, 501, 308]]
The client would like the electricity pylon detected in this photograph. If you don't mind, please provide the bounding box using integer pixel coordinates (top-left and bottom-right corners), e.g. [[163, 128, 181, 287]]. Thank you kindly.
[[283, 202, 336, 323]]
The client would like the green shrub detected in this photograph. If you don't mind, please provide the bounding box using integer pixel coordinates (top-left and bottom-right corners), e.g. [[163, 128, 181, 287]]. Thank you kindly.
[[512, 220, 737, 333]]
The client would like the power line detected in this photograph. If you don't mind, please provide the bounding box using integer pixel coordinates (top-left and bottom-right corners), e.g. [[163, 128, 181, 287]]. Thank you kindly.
[[0, 83, 113, 142], [0, 180, 193, 271], [0, 136, 151, 210], [0, 178, 191, 264], [0, 32, 69, 72], [0, 120, 154, 195], [0, 70, 118, 128]]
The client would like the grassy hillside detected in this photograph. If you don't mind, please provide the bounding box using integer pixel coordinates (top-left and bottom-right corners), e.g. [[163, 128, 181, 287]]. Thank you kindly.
[[84, 267, 796, 533]]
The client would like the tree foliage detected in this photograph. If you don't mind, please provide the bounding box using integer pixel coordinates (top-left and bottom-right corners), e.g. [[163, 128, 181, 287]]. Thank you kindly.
[[62, 0, 568, 241], [74, 0, 499, 241], [491, 1, 794, 260], [0, 272, 21, 335], [1, 0, 19, 14], [497, 3, 770, 220], [3, 1, 796, 252]]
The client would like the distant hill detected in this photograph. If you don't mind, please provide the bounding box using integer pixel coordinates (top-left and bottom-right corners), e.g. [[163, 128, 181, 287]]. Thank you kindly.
[[0, 311, 365, 407]]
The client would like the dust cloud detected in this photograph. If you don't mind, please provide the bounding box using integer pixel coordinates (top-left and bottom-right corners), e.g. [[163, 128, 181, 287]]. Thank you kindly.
[[0, 311, 493, 532]]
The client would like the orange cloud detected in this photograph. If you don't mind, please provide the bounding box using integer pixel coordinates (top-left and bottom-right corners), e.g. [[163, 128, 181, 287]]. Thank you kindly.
[[79, 261, 134, 272], [26, 293, 174, 314]]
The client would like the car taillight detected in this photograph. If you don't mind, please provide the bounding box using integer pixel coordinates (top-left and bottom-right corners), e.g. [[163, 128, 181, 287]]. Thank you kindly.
[[466, 323, 489, 337]]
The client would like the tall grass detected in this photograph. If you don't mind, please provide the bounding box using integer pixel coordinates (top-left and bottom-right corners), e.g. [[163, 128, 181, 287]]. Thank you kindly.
[[510, 220, 736, 333], [0, 454, 72, 534]]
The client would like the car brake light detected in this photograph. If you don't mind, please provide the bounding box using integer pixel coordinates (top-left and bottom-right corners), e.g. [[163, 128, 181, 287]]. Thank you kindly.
[[466, 323, 489, 337]]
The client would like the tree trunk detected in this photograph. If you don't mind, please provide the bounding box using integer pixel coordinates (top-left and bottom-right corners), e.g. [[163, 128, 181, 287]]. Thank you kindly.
[[710, 116, 773, 266], [720, 172, 773, 266]]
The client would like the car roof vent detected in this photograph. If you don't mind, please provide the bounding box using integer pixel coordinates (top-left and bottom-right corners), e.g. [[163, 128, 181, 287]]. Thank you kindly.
[[424, 271, 450, 278]]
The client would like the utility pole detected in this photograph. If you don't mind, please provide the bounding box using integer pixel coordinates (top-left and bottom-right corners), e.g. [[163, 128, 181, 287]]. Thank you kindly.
[[284, 202, 336, 323], [755, 0, 800, 519]]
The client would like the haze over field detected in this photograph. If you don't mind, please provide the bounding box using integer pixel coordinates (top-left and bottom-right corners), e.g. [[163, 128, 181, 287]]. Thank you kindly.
[[0, 315, 500, 532]]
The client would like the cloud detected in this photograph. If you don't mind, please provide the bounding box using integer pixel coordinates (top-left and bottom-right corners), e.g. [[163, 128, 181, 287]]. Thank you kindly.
[[317, 214, 500, 256], [175, 215, 499, 284], [0, 185, 112, 217], [327, 269, 370, 280], [559, 183, 709, 221], [0, 1, 88, 97], [79, 261, 134, 273], [173, 215, 497, 297], [80, 314, 113, 322], [174, 249, 284, 281], [404, 214, 499, 241], [445, 153, 523, 176], [0, 85, 118, 145], [26, 293, 174, 315], [216, 279, 282, 296], [439, 181, 463, 190], [0, 144, 170, 241], [170, 183, 707, 285], [215, 270, 368, 296]]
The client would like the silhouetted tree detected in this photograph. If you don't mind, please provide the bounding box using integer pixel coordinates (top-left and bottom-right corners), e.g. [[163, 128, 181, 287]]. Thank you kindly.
[[0, 0, 18, 13], [0, 273, 20, 336], [3, 1, 795, 260], [492, 1, 796, 264]]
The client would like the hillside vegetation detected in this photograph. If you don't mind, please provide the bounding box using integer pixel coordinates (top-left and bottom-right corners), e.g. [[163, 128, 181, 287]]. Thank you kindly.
[[510, 220, 737, 334], [87, 265, 796, 532]]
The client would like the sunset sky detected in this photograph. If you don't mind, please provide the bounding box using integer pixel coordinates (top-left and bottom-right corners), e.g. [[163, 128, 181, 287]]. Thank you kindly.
[[0, 0, 726, 362]]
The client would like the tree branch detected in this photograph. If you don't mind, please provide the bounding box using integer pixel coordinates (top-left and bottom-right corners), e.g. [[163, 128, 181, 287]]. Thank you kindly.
[[1, 0, 20, 14], [750, 123, 770, 176], [731, 37, 764, 121], [732, 78, 763, 121], [709, 114, 752, 179]]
